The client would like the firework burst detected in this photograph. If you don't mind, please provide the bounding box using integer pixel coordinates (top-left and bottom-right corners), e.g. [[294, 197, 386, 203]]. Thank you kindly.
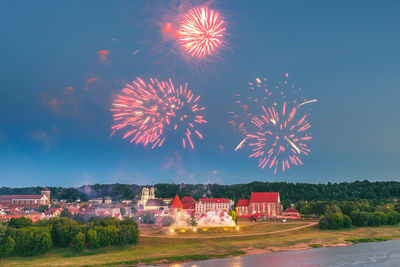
[[230, 75, 316, 173], [177, 7, 225, 58], [111, 78, 207, 149]]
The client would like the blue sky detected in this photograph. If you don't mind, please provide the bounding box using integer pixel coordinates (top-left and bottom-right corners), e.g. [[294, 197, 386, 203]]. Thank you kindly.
[[1, 0, 400, 187]]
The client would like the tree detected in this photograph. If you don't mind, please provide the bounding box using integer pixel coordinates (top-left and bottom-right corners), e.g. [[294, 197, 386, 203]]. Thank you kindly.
[[161, 216, 175, 227], [37, 205, 49, 212], [229, 210, 238, 224], [281, 199, 292, 210], [72, 232, 85, 252], [386, 211, 400, 225], [0, 236, 15, 258], [87, 229, 100, 248], [120, 207, 126, 216], [8, 227, 52, 256], [350, 211, 370, 227], [8, 217, 33, 229], [319, 212, 350, 230], [141, 211, 156, 224], [60, 209, 72, 218], [189, 213, 198, 226], [0, 222, 7, 235]]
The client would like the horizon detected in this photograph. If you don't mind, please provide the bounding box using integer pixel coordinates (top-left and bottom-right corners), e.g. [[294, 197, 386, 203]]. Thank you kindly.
[[1, 1, 400, 187]]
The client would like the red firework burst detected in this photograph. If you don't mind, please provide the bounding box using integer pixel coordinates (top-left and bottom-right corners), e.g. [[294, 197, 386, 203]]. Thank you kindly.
[[178, 7, 225, 58], [111, 78, 206, 149], [231, 76, 316, 173]]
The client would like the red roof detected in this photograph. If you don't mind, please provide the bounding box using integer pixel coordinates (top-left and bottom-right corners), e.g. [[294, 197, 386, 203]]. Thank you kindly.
[[198, 198, 229, 203], [170, 195, 183, 208], [0, 195, 42, 199], [181, 196, 196, 209], [236, 199, 250, 206], [250, 192, 279, 203]]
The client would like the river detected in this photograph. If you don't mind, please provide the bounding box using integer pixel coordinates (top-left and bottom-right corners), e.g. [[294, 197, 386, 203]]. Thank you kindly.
[[161, 239, 400, 267]]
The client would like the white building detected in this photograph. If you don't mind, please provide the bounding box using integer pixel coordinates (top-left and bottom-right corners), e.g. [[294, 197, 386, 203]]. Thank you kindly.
[[195, 198, 232, 214]]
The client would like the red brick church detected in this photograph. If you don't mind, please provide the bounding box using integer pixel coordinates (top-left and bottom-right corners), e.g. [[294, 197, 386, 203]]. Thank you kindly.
[[0, 188, 51, 208], [236, 192, 280, 218]]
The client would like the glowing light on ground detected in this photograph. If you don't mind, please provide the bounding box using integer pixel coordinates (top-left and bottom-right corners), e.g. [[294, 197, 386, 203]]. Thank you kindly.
[[178, 7, 225, 57]]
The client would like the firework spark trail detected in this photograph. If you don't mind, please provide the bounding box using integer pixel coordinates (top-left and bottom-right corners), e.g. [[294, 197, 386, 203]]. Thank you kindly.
[[178, 7, 225, 57], [111, 78, 206, 149], [231, 75, 316, 174]]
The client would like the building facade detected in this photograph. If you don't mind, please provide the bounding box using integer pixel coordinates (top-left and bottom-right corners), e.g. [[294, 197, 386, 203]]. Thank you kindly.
[[138, 187, 155, 207], [236, 192, 281, 218], [0, 188, 51, 207], [195, 198, 231, 214]]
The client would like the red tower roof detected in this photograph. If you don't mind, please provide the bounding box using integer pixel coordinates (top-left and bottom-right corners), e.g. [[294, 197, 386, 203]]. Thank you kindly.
[[170, 195, 183, 208]]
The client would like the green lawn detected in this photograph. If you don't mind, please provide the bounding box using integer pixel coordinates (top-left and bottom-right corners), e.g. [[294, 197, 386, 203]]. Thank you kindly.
[[1, 221, 400, 267]]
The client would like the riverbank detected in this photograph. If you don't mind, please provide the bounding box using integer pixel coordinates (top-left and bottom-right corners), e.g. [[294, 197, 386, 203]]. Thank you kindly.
[[1, 221, 399, 266]]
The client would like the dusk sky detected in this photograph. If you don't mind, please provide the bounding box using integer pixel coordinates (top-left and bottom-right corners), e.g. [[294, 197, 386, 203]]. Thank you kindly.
[[1, 1, 400, 187]]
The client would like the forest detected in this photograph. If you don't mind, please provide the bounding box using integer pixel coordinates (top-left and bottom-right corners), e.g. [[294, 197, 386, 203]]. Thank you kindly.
[[0, 180, 399, 203]]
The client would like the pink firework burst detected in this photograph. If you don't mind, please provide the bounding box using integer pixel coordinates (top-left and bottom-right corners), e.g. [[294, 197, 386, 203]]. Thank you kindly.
[[178, 7, 225, 58], [111, 78, 206, 149], [231, 75, 316, 173]]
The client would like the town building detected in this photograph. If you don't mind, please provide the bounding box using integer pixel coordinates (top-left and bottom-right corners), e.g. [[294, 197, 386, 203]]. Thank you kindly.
[[0, 188, 51, 208], [104, 196, 112, 204], [144, 199, 169, 211], [181, 196, 196, 214], [138, 187, 155, 207], [88, 198, 103, 204], [281, 208, 301, 219], [170, 195, 183, 214], [195, 198, 231, 214], [236, 192, 281, 218]]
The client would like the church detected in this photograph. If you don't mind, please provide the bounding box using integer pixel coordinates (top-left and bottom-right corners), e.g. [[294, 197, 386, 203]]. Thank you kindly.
[[236, 192, 281, 218], [0, 188, 51, 208]]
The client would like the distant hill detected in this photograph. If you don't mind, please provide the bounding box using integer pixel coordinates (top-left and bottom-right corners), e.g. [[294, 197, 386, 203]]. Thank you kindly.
[[1, 180, 399, 203]]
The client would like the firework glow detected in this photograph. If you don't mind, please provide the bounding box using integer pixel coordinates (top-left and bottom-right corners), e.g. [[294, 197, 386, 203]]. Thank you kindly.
[[230, 75, 316, 173], [111, 78, 207, 149], [177, 7, 225, 58]]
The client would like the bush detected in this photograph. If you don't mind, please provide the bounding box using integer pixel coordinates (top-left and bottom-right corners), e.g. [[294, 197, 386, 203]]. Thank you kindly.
[[343, 214, 352, 228], [386, 211, 400, 225], [319, 212, 345, 230], [87, 229, 99, 248], [368, 212, 387, 226], [117, 219, 139, 245], [0, 222, 7, 235], [350, 211, 370, 227], [8, 227, 52, 256], [72, 232, 85, 252], [141, 211, 156, 224], [36, 217, 82, 247], [161, 216, 175, 227], [8, 217, 33, 229], [0, 236, 15, 258]]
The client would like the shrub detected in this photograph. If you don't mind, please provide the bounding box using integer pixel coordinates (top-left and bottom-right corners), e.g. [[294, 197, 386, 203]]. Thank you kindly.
[[343, 214, 352, 228], [386, 211, 400, 225], [319, 212, 350, 230], [350, 211, 370, 227], [161, 216, 175, 227], [368, 212, 387, 226], [72, 232, 85, 252], [8, 217, 33, 229], [141, 211, 156, 224], [36, 217, 82, 247], [8, 227, 52, 256], [0, 236, 15, 258], [87, 229, 100, 248]]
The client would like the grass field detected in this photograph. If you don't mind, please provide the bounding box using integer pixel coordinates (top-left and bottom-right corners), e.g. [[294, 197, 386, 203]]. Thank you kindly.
[[1, 221, 400, 266]]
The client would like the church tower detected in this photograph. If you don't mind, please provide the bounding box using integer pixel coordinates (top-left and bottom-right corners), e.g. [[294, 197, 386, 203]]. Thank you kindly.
[[41, 187, 51, 205], [149, 187, 155, 200]]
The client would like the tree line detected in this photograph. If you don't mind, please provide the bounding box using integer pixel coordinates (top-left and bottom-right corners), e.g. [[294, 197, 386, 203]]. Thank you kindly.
[[1, 180, 399, 203], [0, 217, 139, 258]]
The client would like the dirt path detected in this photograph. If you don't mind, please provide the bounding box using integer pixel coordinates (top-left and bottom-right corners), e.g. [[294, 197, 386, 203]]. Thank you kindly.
[[141, 222, 318, 239]]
